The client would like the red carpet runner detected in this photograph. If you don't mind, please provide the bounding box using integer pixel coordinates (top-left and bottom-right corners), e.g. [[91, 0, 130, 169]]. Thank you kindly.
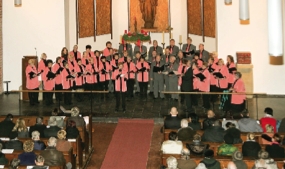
[[100, 119, 154, 169]]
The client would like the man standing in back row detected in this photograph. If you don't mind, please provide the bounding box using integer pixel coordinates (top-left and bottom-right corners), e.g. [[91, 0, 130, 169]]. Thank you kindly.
[[148, 40, 163, 57], [167, 39, 179, 57], [182, 37, 196, 60]]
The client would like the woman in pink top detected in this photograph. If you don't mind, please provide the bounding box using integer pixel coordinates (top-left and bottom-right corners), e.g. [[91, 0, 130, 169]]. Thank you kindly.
[[199, 62, 211, 109], [42, 60, 55, 105], [52, 57, 64, 101], [226, 55, 236, 88], [208, 57, 218, 102], [229, 71, 246, 112], [25, 59, 40, 105], [192, 62, 200, 106], [214, 59, 229, 91], [38, 53, 47, 101]]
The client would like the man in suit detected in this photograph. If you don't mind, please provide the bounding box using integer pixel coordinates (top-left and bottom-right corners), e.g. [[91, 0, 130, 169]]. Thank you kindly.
[[150, 55, 165, 99], [164, 107, 182, 129], [133, 41, 147, 58], [0, 114, 15, 137], [148, 40, 163, 57], [181, 59, 194, 112], [148, 50, 158, 95], [167, 39, 179, 56], [118, 42, 133, 58], [43, 118, 61, 138], [196, 43, 210, 62], [133, 51, 141, 94], [5, 132, 23, 150], [165, 56, 179, 101], [29, 117, 47, 138], [182, 37, 196, 60], [201, 120, 225, 143]]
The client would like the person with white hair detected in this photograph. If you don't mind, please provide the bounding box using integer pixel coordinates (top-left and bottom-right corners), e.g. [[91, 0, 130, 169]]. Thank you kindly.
[[164, 107, 182, 129], [32, 131, 46, 150], [177, 119, 196, 141], [33, 155, 48, 169], [66, 107, 85, 127], [29, 117, 47, 138], [195, 163, 207, 169], [49, 109, 64, 128], [177, 148, 197, 169], [166, 156, 178, 169], [227, 161, 237, 169]]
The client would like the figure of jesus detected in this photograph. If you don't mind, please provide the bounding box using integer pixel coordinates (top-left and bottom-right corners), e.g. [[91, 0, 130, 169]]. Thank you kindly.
[[139, 0, 158, 28]]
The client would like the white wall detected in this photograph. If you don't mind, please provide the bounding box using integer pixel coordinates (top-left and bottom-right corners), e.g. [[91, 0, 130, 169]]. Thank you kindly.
[[3, 0, 66, 90], [216, 0, 285, 94]]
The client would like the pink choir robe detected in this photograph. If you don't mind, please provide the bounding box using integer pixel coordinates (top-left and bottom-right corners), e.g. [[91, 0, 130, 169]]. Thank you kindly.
[[193, 68, 200, 90], [52, 63, 63, 85], [61, 68, 73, 89], [214, 65, 229, 89], [231, 78, 246, 104], [209, 63, 218, 86], [227, 62, 236, 84], [81, 57, 90, 66], [26, 65, 40, 89], [136, 61, 150, 82], [99, 62, 111, 82], [85, 64, 98, 84], [69, 51, 81, 60], [103, 48, 110, 57], [86, 51, 95, 58], [195, 59, 203, 68], [38, 59, 46, 80], [113, 69, 128, 92], [199, 69, 210, 92], [94, 57, 102, 69], [213, 57, 219, 64], [118, 57, 128, 63], [74, 64, 85, 86], [178, 65, 187, 86], [124, 62, 137, 79], [68, 59, 77, 72], [111, 59, 119, 80], [42, 67, 55, 91]]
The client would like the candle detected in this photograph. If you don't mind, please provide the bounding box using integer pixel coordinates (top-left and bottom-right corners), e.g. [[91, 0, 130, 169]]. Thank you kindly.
[[179, 35, 182, 43], [171, 33, 173, 39], [120, 35, 123, 43], [162, 31, 165, 43], [124, 30, 127, 34]]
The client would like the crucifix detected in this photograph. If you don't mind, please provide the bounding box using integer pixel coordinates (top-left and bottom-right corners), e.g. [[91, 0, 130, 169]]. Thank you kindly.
[[166, 25, 173, 40]]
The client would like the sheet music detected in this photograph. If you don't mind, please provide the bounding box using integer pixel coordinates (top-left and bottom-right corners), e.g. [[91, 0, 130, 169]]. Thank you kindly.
[[2, 149, 14, 154], [83, 116, 89, 126], [68, 139, 76, 142], [0, 138, 9, 141], [0, 165, 4, 169]]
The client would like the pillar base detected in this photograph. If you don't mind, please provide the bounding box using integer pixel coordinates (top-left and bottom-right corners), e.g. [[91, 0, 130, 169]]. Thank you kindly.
[[225, 2, 232, 5], [240, 19, 250, 25], [269, 56, 283, 65]]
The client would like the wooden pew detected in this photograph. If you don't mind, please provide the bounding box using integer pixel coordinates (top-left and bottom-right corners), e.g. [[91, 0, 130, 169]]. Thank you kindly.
[[3, 166, 65, 169]]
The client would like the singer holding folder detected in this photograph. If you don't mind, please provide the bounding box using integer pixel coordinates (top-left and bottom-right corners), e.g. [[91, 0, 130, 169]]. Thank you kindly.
[[214, 59, 229, 92], [42, 60, 55, 106], [25, 59, 40, 106], [150, 55, 165, 99], [226, 55, 237, 88], [229, 72, 246, 112]]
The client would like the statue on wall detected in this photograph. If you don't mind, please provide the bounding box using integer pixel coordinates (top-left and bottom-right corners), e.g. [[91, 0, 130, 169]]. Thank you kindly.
[[139, 0, 158, 28]]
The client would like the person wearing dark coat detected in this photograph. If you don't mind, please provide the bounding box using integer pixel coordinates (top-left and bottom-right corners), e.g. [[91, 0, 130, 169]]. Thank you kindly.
[[263, 133, 285, 158], [32, 155, 49, 169], [5, 132, 23, 150], [0, 143, 8, 165], [186, 134, 209, 156], [225, 123, 243, 144], [177, 119, 196, 141], [29, 117, 47, 138], [43, 119, 61, 138], [18, 140, 36, 165], [66, 120, 79, 139], [201, 120, 225, 143], [164, 107, 182, 129], [188, 113, 202, 130], [31, 131, 46, 150], [200, 149, 221, 169], [181, 59, 194, 112], [242, 133, 261, 158], [0, 114, 15, 137], [202, 110, 216, 130]]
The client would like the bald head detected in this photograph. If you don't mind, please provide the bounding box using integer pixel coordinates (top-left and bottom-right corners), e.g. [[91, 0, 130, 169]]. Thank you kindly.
[[207, 110, 215, 118], [227, 161, 237, 169], [181, 148, 190, 156], [170, 107, 178, 116]]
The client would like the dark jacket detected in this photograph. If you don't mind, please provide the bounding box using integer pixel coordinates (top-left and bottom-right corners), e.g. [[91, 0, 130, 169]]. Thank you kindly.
[[177, 127, 196, 141], [17, 130, 29, 138], [32, 166, 49, 169], [43, 126, 61, 138], [67, 117, 85, 128], [40, 147, 66, 166], [0, 153, 8, 165], [188, 122, 201, 131], [242, 141, 261, 158], [226, 127, 243, 144], [66, 126, 79, 139], [200, 157, 221, 169], [201, 126, 225, 143], [265, 143, 285, 158], [5, 140, 23, 150], [202, 118, 216, 130], [279, 118, 285, 132], [29, 124, 47, 137], [18, 152, 36, 165], [181, 67, 193, 92], [0, 119, 15, 137], [164, 116, 182, 129], [33, 140, 46, 150], [186, 142, 209, 156]]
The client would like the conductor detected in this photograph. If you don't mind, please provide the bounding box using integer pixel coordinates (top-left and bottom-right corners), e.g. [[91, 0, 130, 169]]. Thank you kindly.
[[181, 59, 194, 113]]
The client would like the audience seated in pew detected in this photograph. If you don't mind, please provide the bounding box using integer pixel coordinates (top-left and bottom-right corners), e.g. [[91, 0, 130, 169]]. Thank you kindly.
[[166, 156, 178, 169], [66, 107, 85, 128], [31, 131, 46, 151], [262, 133, 285, 158], [217, 133, 238, 156], [252, 150, 279, 169], [227, 161, 237, 169], [260, 107, 277, 133], [238, 110, 263, 132], [29, 117, 47, 138], [201, 120, 224, 143], [231, 150, 247, 169], [164, 107, 182, 130], [32, 155, 48, 169], [0, 114, 15, 138], [200, 149, 221, 169], [66, 120, 79, 139], [195, 163, 207, 169], [10, 158, 20, 169], [49, 109, 64, 128], [225, 122, 242, 144], [56, 130, 72, 152], [18, 140, 36, 165], [186, 134, 209, 156], [177, 148, 197, 169], [161, 132, 183, 154], [12, 118, 29, 138], [178, 119, 196, 142], [222, 117, 239, 130], [188, 113, 201, 131], [202, 110, 216, 130], [5, 132, 23, 150], [242, 133, 261, 158], [44, 119, 61, 138], [40, 137, 71, 169], [0, 143, 8, 165]]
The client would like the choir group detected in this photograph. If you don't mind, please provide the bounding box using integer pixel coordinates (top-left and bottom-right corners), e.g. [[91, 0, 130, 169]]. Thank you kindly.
[[25, 37, 246, 113]]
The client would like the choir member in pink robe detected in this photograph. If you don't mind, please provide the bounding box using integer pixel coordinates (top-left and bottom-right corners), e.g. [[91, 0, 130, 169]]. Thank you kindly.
[[38, 53, 47, 101], [124, 56, 136, 98], [61, 62, 75, 105], [193, 53, 203, 68], [61, 47, 69, 65], [111, 54, 120, 91], [42, 60, 55, 105], [192, 62, 200, 106], [113, 62, 128, 112], [226, 55, 236, 88], [25, 59, 40, 105], [230, 72, 246, 112], [118, 50, 128, 63], [85, 57, 98, 99], [177, 59, 188, 103], [74, 59, 85, 101], [198, 62, 211, 109], [208, 57, 218, 102], [136, 57, 150, 100], [99, 56, 111, 99], [212, 51, 219, 65], [103, 41, 112, 57], [81, 51, 90, 66], [214, 59, 229, 91], [85, 45, 95, 58], [52, 57, 63, 101], [69, 45, 81, 61], [176, 51, 184, 66]]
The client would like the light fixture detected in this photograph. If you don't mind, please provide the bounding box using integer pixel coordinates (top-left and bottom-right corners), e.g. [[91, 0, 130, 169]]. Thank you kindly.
[[225, 0, 232, 5], [239, 0, 249, 24], [268, 0, 283, 65], [14, 0, 22, 7]]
